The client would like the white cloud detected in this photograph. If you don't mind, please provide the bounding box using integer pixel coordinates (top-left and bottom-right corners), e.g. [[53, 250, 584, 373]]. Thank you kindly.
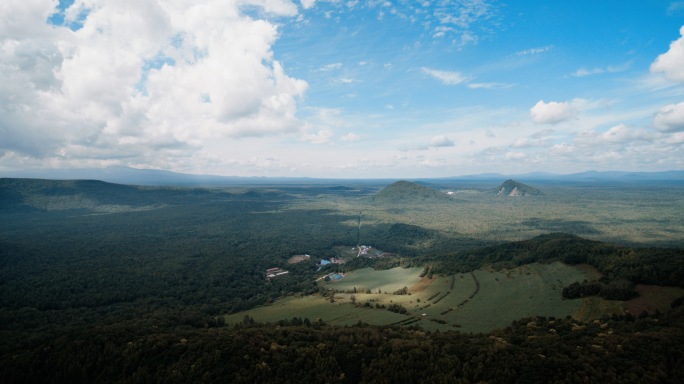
[[599, 124, 650, 143], [468, 82, 513, 89], [239, 0, 299, 16], [434, 0, 493, 29], [653, 102, 684, 132], [515, 45, 553, 56], [0, 0, 308, 166], [572, 61, 631, 77], [429, 135, 455, 147], [666, 132, 684, 144], [421, 67, 468, 85], [550, 143, 574, 154], [300, 0, 316, 9], [341, 133, 361, 142], [650, 25, 684, 83], [0, 0, 57, 39], [530, 100, 577, 124], [319, 62, 342, 71]]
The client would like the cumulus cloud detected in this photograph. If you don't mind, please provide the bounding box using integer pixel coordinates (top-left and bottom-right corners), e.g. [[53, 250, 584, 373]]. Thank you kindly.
[[550, 143, 574, 154], [599, 124, 651, 143], [300, 0, 316, 9], [530, 100, 577, 124], [0, 0, 307, 167], [650, 25, 684, 83], [653, 102, 684, 132], [429, 135, 455, 147], [421, 67, 469, 85]]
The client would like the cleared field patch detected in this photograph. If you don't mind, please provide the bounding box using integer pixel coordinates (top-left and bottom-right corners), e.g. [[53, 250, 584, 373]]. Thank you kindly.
[[625, 285, 684, 315], [223, 295, 408, 326], [439, 262, 589, 333], [413, 273, 477, 318], [325, 267, 423, 293], [225, 262, 621, 333]]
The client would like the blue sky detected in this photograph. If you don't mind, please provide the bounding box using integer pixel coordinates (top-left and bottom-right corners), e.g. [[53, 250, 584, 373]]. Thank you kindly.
[[1, 0, 683, 178]]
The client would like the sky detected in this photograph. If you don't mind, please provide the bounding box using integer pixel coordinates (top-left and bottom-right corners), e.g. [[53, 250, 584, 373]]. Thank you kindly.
[[1, 0, 684, 178]]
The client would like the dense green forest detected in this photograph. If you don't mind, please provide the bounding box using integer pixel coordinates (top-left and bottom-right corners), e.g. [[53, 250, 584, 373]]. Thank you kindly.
[[2, 178, 684, 383], [3, 310, 684, 383]]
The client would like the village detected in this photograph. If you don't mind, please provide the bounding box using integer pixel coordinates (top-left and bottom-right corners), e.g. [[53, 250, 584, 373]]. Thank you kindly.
[[264, 245, 393, 282]]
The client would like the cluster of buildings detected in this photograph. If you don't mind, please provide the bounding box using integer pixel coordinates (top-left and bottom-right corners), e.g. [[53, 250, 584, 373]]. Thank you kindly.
[[356, 245, 372, 256], [265, 267, 289, 280]]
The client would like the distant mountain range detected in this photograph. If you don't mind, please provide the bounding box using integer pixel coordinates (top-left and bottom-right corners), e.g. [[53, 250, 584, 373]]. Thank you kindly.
[[1, 167, 682, 186], [0, 178, 227, 213]]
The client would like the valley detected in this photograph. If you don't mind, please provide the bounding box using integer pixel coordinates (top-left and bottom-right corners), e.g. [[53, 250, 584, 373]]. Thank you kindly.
[[1, 176, 684, 382]]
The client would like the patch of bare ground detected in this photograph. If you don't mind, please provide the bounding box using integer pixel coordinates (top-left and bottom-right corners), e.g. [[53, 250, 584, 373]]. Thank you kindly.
[[408, 276, 436, 293], [625, 285, 684, 315]]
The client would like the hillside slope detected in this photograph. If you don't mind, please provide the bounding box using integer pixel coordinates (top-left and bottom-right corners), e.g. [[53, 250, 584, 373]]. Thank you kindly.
[[496, 179, 542, 196], [0, 178, 220, 213], [373, 180, 453, 204]]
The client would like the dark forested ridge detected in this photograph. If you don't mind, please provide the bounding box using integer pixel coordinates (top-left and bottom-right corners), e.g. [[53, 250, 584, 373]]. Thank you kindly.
[[2, 178, 684, 383], [3, 310, 684, 383], [433, 233, 684, 300]]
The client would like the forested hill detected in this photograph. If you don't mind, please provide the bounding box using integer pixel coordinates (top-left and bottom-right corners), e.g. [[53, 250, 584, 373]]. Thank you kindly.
[[3, 309, 684, 383], [0, 178, 245, 213], [373, 180, 452, 204], [495, 179, 542, 196], [435, 232, 684, 300]]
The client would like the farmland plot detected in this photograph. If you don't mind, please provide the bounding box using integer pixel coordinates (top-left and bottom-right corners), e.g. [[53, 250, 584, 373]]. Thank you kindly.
[[325, 267, 424, 293], [226, 262, 613, 333], [438, 262, 588, 333], [223, 295, 408, 326]]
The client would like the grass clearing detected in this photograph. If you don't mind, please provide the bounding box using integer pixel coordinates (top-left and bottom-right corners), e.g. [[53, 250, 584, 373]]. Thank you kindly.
[[225, 262, 625, 333], [223, 295, 407, 326], [324, 267, 423, 293], [625, 285, 684, 315], [422, 262, 590, 333]]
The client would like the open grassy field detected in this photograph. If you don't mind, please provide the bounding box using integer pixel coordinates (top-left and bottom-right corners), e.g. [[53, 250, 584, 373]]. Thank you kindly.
[[625, 285, 684, 315], [225, 262, 633, 333], [434, 263, 589, 332], [324, 267, 424, 293], [223, 295, 408, 326]]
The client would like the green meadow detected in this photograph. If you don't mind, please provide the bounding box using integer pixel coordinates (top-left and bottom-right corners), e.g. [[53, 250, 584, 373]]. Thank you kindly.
[[324, 266, 424, 293], [225, 262, 619, 333], [223, 295, 408, 326]]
